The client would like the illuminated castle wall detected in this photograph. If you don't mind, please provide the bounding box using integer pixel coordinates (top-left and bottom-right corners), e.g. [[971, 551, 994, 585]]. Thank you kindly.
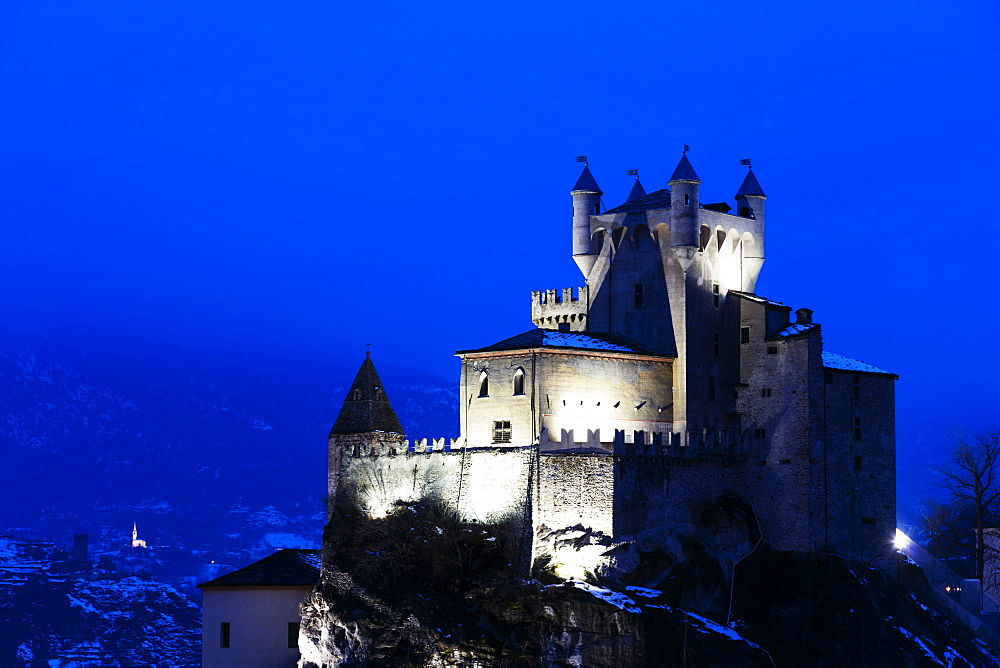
[[328, 153, 897, 574]]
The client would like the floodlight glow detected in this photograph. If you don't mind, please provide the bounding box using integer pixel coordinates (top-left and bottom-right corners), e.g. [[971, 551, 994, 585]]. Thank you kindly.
[[894, 528, 910, 550]]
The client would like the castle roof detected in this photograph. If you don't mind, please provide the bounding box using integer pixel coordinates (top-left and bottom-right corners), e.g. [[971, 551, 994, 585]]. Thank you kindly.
[[458, 329, 671, 357], [736, 169, 766, 197], [604, 188, 672, 214], [330, 354, 405, 435], [822, 351, 895, 376], [626, 178, 646, 202], [669, 154, 700, 182], [571, 165, 602, 193], [198, 549, 320, 588]]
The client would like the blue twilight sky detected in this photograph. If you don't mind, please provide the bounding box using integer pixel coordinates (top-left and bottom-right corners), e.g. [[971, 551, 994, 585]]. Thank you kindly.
[[0, 1, 997, 511]]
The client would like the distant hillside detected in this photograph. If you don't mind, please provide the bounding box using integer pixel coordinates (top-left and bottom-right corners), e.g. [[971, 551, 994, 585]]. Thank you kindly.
[[0, 332, 458, 564]]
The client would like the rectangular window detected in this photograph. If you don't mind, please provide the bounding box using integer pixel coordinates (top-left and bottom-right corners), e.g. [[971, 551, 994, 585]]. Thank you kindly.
[[767, 346, 778, 355], [634, 284, 644, 308], [824, 371, 833, 384], [492, 420, 512, 444], [855, 456, 862, 471], [220, 622, 231, 649], [754, 427, 766, 439], [761, 388, 772, 398], [854, 417, 862, 441], [713, 284, 720, 308], [288, 622, 300, 649], [861, 517, 876, 525], [740, 327, 750, 344], [713, 333, 720, 357], [708, 376, 716, 400], [853, 374, 861, 399]]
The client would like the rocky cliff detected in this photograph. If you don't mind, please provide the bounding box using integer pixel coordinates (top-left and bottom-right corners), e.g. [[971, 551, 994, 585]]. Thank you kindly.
[[299, 501, 1000, 667]]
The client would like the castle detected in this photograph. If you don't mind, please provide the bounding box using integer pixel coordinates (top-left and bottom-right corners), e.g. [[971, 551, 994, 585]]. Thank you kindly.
[[327, 152, 897, 575]]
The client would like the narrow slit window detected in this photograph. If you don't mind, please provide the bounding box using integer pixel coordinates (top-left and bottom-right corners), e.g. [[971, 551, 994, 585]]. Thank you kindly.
[[478, 371, 489, 398], [634, 283, 644, 309], [712, 284, 720, 308], [741, 327, 750, 344], [220, 622, 231, 649], [513, 368, 525, 396]]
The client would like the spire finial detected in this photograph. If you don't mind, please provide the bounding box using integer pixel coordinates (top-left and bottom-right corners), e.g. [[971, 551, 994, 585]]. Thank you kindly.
[[740, 158, 752, 169], [683, 144, 690, 155], [365, 342, 371, 356], [575, 155, 588, 165]]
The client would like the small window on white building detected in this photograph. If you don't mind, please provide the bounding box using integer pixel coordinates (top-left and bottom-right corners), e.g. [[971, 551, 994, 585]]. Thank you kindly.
[[478, 371, 489, 398], [513, 368, 525, 396], [492, 420, 512, 443]]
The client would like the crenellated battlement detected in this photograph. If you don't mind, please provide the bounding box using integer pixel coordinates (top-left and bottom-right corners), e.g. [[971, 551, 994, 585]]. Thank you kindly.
[[531, 286, 589, 331], [539, 426, 747, 457]]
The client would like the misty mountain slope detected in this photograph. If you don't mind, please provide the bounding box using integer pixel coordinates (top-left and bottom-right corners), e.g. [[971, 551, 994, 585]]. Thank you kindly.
[[0, 334, 458, 553]]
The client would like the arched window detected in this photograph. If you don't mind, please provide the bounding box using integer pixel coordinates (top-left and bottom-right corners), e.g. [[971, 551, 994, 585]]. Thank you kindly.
[[352, 388, 362, 400], [739, 206, 751, 218], [513, 368, 525, 396], [478, 371, 489, 398]]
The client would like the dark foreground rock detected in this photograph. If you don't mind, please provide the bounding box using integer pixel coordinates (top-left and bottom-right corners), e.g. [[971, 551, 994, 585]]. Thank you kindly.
[[298, 504, 1000, 667]]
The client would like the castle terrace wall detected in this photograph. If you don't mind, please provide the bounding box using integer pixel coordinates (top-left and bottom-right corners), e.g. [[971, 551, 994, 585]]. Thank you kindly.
[[338, 445, 534, 526]]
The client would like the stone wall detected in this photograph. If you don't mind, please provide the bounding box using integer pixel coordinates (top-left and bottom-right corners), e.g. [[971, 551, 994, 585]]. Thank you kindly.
[[338, 445, 534, 525]]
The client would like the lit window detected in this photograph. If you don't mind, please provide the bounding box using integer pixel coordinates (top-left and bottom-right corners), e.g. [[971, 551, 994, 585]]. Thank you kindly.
[[220, 622, 231, 649], [492, 420, 512, 444], [478, 371, 489, 398], [513, 369, 525, 396]]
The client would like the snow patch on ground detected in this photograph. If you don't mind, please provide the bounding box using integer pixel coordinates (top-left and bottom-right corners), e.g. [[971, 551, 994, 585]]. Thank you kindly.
[[894, 625, 944, 666], [554, 581, 641, 613]]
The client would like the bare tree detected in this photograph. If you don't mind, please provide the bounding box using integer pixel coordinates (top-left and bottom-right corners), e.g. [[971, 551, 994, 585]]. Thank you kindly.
[[935, 430, 1000, 581]]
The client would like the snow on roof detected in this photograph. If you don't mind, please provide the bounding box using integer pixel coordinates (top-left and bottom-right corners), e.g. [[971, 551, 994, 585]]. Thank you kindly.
[[459, 329, 669, 356], [727, 291, 786, 307], [822, 351, 893, 375], [771, 323, 817, 338]]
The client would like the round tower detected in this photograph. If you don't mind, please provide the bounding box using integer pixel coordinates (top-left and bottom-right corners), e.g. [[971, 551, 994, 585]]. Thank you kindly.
[[570, 163, 602, 275], [735, 167, 766, 291], [668, 152, 701, 249]]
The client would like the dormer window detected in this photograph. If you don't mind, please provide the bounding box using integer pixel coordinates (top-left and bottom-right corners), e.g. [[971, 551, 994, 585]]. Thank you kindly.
[[478, 371, 489, 398], [513, 368, 525, 396]]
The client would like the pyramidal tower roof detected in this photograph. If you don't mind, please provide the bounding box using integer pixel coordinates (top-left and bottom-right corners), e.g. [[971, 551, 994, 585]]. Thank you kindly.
[[571, 165, 602, 193], [626, 178, 646, 202], [330, 354, 404, 435], [736, 168, 766, 197], [668, 154, 700, 182]]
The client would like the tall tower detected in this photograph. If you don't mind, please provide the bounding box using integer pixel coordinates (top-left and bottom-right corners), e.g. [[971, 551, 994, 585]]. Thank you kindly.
[[571, 163, 602, 275], [327, 353, 406, 511], [735, 167, 766, 292]]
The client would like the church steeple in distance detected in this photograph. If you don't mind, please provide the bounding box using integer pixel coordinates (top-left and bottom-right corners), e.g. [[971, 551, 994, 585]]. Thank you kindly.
[[330, 353, 404, 435]]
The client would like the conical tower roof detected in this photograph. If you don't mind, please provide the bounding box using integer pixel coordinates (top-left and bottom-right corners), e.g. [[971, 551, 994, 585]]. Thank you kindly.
[[736, 168, 766, 197], [626, 178, 646, 202], [668, 154, 700, 182], [571, 165, 602, 193], [330, 354, 404, 435]]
